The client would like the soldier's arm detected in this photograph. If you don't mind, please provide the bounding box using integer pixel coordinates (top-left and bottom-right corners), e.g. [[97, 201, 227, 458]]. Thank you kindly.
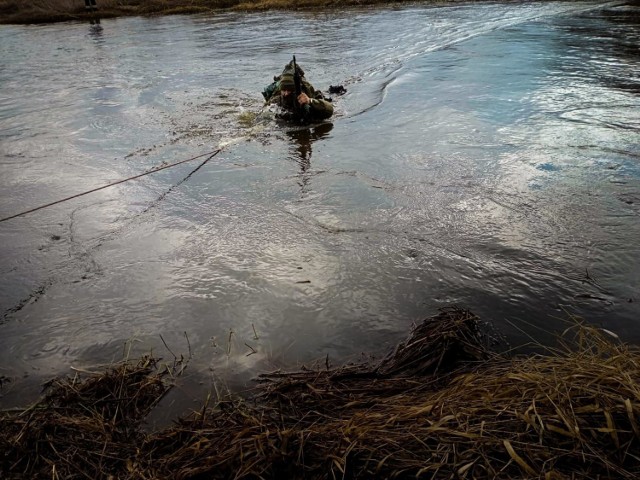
[[298, 92, 334, 120], [307, 97, 334, 119]]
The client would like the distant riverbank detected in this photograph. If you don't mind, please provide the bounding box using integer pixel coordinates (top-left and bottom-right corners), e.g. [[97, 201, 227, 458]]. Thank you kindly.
[[1, 0, 446, 25]]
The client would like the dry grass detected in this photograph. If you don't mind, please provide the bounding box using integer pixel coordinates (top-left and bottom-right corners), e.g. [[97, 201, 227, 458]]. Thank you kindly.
[[0, 0, 230, 23], [0, 0, 419, 24], [0, 355, 181, 479], [2, 307, 640, 479]]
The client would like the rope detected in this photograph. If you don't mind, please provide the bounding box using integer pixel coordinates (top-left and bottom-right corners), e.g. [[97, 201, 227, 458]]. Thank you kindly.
[[0, 149, 223, 224]]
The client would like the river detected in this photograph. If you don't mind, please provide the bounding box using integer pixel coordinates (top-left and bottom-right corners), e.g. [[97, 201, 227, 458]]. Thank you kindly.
[[0, 1, 639, 414]]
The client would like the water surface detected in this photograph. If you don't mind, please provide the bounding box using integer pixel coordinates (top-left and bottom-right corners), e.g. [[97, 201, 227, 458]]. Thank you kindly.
[[1, 1, 639, 413]]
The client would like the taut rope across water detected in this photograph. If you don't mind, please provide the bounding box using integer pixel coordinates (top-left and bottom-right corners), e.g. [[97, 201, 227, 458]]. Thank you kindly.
[[0, 148, 224, 224]]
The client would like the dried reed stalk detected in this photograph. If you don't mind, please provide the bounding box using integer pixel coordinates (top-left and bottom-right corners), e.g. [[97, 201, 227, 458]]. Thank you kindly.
[[2, 309, 640, 480]]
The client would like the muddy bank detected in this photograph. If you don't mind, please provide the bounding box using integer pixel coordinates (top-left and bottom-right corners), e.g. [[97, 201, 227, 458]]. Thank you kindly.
[[2, 0, 445, 25], [2, 307, 640, 479]]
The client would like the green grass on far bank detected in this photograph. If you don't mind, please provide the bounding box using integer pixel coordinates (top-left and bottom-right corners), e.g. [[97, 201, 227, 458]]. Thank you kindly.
[[0, 0, 425, 24]]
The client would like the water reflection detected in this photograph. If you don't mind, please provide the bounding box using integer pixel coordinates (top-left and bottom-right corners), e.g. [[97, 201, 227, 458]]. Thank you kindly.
[[89, 18, 103, 35], [286, 122, 333, 196], [1, 1, 639, 413], [559, 5, 640, 95], [84, 0, 103, 36]]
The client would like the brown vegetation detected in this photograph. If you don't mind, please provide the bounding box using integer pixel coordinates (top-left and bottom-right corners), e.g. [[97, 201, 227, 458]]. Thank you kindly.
[[0, 0, 416, 24], [2, 307, 640, 479]]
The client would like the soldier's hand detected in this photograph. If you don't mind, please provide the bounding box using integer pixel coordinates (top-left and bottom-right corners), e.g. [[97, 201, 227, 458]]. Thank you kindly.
[[297, 93, 311, 105]]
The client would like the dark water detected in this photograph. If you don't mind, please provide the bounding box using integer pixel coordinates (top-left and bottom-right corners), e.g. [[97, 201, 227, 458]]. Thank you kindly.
[[1, 1, 639, 414]]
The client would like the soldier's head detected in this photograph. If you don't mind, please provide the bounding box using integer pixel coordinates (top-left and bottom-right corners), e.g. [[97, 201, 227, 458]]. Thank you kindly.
[[279, 74, 295, 94], [279, 74, 296, 106]]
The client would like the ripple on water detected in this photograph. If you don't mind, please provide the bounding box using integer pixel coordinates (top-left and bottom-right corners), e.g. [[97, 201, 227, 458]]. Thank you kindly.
[[1, 2, 639, 410]]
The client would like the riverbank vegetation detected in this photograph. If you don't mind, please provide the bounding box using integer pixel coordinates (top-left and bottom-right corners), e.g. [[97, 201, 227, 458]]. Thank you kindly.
[[2, 0, 427, 24], [2, 307, 640, 479]]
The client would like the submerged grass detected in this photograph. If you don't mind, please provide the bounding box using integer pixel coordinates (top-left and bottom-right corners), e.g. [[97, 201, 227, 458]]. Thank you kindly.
[[2, 307, 640, 479], [0, 0, 435, 24]]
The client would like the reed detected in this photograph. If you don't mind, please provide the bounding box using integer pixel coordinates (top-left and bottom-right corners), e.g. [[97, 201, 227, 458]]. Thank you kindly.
[[2, 308, 640, 479], [0, 0, 219, 24], [0, 0, 416, 24]]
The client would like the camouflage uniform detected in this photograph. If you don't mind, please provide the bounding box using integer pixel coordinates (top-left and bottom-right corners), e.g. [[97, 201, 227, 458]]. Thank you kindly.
[[262, 61, 334, 122]]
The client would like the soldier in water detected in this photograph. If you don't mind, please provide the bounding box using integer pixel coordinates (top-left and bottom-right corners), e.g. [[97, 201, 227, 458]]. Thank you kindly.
[[262, 59, 334, 123]]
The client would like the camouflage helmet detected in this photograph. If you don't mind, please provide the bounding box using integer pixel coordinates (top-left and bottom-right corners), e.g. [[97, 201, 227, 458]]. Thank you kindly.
[[280, 59, 305, 87], [282, 59, 304, 77]]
